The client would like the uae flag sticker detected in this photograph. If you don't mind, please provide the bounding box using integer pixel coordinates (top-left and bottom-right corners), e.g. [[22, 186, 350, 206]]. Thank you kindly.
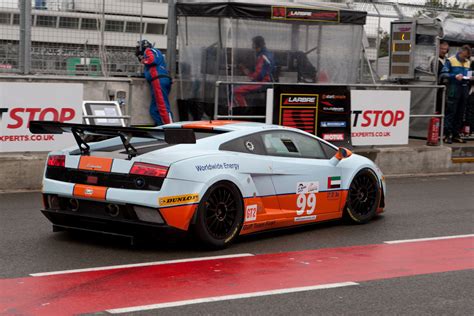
[[328, 176, 341, 189]]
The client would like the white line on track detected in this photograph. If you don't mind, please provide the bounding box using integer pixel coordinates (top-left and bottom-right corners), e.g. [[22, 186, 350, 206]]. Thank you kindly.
[[384, 234, 474, 244], [106, 282, 359, 314], [30, 253, 255, 277]]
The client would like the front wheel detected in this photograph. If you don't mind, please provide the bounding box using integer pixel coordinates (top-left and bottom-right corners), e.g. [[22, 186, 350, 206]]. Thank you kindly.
[[193, 181, 244, 249], [344, 168, 380, 224]]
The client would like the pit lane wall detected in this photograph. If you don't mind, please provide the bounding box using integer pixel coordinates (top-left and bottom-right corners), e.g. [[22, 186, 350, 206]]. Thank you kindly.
[[1, 144, 474, 192], [0, 78, 472, 191]]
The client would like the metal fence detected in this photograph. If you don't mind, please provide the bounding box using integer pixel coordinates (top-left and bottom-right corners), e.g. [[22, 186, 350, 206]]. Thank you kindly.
[[341, 0, 474, 82], [0, 0, 168, 76], [1, 0, 472, 77]]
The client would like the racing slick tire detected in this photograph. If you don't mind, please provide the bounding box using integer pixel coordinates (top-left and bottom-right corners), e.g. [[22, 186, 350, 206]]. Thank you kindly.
[[193, 181, 244, 249], [344, 168, 381, 224]]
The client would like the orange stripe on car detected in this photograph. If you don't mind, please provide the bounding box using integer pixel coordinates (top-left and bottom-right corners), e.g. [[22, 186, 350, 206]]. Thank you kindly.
[[78, 156, 113, 172], [73, 184, 108, 200], [182, 120, 242, 130], [159, 190, 354, 233], [240, 191, 348, 235]]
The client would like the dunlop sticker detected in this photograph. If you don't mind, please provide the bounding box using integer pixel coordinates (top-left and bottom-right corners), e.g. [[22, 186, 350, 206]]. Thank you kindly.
[[159, 193, 199, 207]]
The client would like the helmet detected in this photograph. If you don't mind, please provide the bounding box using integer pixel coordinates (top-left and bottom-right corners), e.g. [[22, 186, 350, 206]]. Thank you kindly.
[[135, 39, 153, 57], [140, 39, 153, 50]]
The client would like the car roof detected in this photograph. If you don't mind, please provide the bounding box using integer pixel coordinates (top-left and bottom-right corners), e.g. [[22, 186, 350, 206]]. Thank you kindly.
[[163, 120, 287, 132], [160, 120, 338, 151]]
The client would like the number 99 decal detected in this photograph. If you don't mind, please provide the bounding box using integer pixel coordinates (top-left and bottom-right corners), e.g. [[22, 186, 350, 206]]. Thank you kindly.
[[296, 193, 316, 215]]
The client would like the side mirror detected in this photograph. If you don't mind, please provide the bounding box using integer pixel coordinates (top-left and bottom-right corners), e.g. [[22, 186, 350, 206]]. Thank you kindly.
[[335, 147, 353, 160]]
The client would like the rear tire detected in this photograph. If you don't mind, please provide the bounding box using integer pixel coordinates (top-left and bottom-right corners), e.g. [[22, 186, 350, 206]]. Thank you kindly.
[[344, 168, 380, 224], [194, 181, 244, 249]]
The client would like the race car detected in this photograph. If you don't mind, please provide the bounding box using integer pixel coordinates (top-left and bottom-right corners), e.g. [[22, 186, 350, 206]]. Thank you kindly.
[[30, 120, 386, 248]]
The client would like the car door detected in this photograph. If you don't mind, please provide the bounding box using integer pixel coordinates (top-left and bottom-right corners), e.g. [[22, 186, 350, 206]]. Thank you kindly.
[[219, 133, 280, 222], [259, 130, 342, 224]]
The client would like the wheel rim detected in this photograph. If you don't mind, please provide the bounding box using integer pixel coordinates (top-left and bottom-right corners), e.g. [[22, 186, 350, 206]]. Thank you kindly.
[[204, 187, 238, 239], [348, 172, 378, 216]]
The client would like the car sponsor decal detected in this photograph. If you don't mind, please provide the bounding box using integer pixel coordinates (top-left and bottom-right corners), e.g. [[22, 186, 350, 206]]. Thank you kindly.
[[78, 156, 113, 172], [245, 140, 255, 152], [296, 181, 319, 194], [294, 215, 317, 222], [327, 191, 340, 200], [195, 163, 239, 172], [328, 176, 341, 189], [320, 121, 346, 128], [159, 193, 199, 207], [73, 184, 107, 200], [242, 220, 276, 231], [245, 204, 258, 222], [296, 192, 317, 216]]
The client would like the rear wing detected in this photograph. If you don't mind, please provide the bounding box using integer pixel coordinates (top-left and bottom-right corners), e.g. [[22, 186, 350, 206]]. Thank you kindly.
[[29, 121, 196, 159]]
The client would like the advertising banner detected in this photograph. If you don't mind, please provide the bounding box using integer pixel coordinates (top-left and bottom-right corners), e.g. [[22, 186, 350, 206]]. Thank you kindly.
[[271, 6, 340, 23], [0, 83, 83, 152], [273, 85, 351, 146], [351, 90, 410, 146]]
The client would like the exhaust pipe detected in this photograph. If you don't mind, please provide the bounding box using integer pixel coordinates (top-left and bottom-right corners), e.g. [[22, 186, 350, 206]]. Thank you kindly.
[[106, 204, 120, 217], [68, 198, 79, 211]]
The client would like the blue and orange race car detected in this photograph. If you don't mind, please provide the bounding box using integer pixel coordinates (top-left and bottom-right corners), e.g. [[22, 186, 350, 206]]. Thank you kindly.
[[30, 120, 385, 248]]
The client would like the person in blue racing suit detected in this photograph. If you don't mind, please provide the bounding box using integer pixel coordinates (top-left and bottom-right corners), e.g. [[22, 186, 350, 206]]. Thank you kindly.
[[234, 36, 275, 107], [136, 40, 173, 126], [441, 45, 472, 144]]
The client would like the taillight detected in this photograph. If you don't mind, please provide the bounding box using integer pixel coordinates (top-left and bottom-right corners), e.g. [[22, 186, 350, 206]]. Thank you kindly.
[[47, 155, 65, 167], [130, 162, 168, 178]]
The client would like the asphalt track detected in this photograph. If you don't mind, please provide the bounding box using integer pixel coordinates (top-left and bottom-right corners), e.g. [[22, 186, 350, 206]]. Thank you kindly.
[[0, 174, 473, 315]]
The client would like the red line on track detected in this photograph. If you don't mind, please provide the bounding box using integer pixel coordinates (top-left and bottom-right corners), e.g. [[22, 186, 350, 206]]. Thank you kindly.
[[1, 237, 473, 315]]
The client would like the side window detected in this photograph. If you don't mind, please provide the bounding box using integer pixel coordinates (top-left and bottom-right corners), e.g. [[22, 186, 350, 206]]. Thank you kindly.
[[261, 131, 327, 159], [320, 141, 338, 158], [261, 132, 301, 157], [219, 134, 265, 155]]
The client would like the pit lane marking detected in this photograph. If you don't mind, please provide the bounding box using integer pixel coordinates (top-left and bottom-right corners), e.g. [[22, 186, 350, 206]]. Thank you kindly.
[[106, 282, 359, 313], [2, 237, 473, 316], [29, 253, 255, 277], [384, 234, 474, 244]]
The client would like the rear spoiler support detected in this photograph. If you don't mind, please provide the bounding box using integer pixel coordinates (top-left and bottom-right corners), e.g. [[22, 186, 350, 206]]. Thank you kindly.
[[29, 121, 196, 160], [118, 132, 138, 160], [71, 127, 91, 156]]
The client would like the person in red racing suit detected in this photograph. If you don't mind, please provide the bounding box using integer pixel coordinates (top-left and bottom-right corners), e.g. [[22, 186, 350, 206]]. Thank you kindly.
[[234, 36, 275, 107], [136, 39, 173, 126]]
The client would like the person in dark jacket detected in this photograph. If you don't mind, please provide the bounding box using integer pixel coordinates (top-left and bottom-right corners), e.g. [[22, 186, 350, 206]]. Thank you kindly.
[[468, 51, 474, 136], [441, 45, 472, 143], [430, 40, 449, 114], [233, 36, 275, 107], [136, 40, 173, 126]]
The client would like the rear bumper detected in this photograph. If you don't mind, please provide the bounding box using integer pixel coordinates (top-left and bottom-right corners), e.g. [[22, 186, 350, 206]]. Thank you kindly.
[[41, 194, 187, 239], [42, 210, 184, 239]]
